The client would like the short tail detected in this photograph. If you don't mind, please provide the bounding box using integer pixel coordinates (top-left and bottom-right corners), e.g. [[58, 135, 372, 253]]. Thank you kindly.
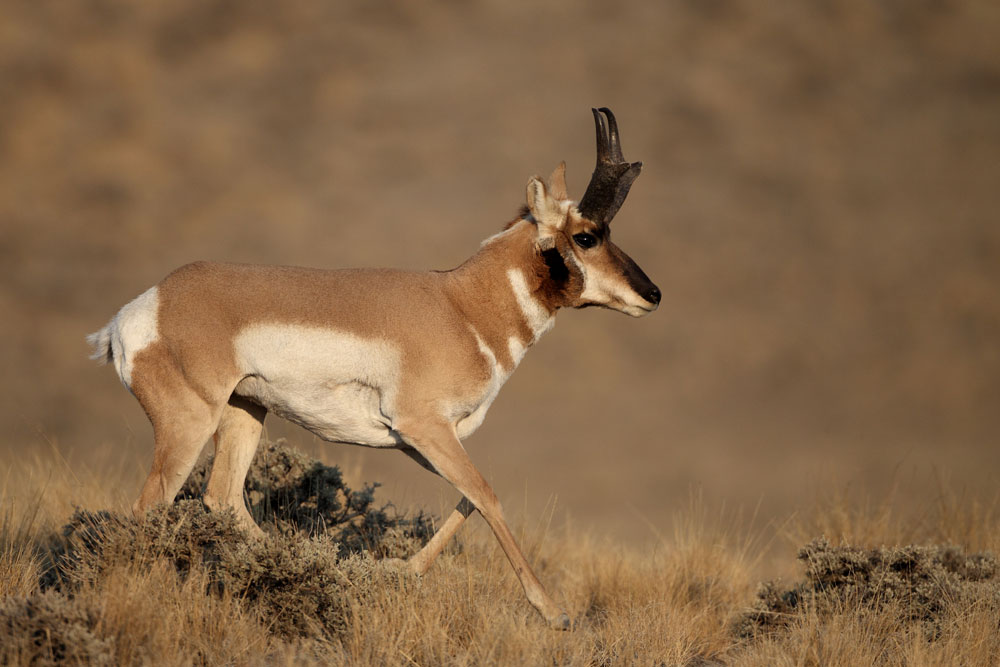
[[86, 324, 114, 365]]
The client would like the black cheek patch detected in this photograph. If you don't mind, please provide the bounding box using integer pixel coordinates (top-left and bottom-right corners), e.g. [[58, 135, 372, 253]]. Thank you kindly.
[[541, 247, 570, 285]]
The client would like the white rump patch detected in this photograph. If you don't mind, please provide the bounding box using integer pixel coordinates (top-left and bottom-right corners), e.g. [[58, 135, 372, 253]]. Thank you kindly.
[[107, 286, 160, 388], [507, 268, 555, 341], [233, 325, 403, 447]]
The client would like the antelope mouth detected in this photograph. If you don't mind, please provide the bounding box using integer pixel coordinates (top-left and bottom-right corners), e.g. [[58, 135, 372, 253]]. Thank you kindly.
[[623, 303, 657, 317]]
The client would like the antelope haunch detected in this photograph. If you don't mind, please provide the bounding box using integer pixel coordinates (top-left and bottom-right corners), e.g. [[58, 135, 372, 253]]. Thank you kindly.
[[88, 108, 659, 628]]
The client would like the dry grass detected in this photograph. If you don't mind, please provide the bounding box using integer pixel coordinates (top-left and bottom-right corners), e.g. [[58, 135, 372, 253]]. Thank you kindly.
[[2, 440, 998, 666]]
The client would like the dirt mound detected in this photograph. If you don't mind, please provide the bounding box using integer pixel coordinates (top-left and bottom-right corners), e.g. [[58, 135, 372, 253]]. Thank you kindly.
[[738, 537, 1000, 638], [1, 441, 435, 661]]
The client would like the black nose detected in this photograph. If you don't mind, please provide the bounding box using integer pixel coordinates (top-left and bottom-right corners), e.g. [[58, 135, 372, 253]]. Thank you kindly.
[[644, 285, 661, 305]]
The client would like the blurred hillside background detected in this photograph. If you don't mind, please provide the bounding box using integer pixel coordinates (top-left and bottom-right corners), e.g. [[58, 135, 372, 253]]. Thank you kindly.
[[2, 0, 998, 544]]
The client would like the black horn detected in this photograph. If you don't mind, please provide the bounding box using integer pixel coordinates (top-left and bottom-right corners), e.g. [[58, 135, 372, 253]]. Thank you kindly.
[[577, 108, 642, 226]]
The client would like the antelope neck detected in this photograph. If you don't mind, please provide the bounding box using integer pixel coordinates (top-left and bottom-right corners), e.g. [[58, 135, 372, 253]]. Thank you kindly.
[[445, 220, 557, 372]]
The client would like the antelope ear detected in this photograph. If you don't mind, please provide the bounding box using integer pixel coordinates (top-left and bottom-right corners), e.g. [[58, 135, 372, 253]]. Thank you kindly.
[[526, 176, 566, 232], [548, 161, 569, 201]]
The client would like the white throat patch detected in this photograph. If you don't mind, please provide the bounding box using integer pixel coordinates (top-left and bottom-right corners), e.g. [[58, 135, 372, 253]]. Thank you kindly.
[[506, 268, 555, 342]]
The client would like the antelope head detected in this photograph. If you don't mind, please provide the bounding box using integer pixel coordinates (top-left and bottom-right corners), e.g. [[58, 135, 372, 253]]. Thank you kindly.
[[525, 108, 660, 317]]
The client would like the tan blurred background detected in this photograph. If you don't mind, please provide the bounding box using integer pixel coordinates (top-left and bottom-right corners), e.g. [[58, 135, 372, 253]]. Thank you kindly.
[[2, 0, 998, 544]]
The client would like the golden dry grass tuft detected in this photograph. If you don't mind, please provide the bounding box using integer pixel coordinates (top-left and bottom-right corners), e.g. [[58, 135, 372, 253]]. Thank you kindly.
[[2, 440, 998, 666]]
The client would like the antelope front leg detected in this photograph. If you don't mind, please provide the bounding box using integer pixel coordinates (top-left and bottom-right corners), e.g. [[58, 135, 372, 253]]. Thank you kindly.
[[398, 446, 475, 574], [398, 420, 570, 629]]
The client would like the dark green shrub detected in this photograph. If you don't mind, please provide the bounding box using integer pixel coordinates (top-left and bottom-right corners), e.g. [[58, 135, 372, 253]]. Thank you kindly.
[[737, 537, 1000, 638], [178, 439, 435, 556]]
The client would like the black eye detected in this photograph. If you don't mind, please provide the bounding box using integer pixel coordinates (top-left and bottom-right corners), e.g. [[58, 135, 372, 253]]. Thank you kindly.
[[573, 233, 597, 249]]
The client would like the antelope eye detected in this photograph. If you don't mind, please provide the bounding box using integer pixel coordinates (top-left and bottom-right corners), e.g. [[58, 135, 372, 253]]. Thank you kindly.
[[573, 233, 597, 249]]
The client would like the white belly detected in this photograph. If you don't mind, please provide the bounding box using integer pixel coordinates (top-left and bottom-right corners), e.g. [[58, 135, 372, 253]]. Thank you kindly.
[[233, 324, 402, 447], [235, 376, 400, 446]]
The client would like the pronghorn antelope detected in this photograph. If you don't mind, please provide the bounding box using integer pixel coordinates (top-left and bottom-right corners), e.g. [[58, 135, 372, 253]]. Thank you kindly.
[[88, 108, 659, 628]]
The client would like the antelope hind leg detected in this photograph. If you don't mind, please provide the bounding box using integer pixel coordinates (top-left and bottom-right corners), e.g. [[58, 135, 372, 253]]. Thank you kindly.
[[204, 395, 267, 537]]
